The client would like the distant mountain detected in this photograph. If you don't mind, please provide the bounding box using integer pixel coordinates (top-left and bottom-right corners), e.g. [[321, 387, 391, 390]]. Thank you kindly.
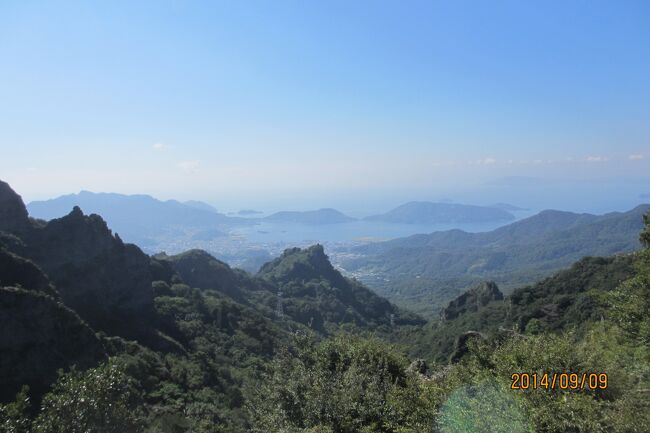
[[263, 208, 355, 224], [27, 191, 249, 247], [343, 205, 649, 315], [364, 201, 515, 224], [182, 200, 218, 213]]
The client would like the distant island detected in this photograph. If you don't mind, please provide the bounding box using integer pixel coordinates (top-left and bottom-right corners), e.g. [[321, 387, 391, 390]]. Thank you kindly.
[[263, 208, 356, 224], [364, 201, 515, 224]]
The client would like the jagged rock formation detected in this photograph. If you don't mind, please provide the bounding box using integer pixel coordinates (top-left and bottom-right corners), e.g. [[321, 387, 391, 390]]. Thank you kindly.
[[407, 358, 429, 375], [19, 207, 155, 338], [0, 180, 31, 233], [0, 182, 155, 340], [450, 331, 485, 363], [258, 244, 349, 288], [441, 281, 503, 321]]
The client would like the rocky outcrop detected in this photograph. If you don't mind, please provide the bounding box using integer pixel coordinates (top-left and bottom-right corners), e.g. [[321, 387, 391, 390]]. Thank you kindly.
[[407, 359, 429, 375], [0, 181, 156, 340], [0, 287, 106, 402], [441, 281, 503, 321], [0, 180, 31, 233], [21, 207, 156, 338], [258, 244, 348, 288], [450, 331, 485, 363]]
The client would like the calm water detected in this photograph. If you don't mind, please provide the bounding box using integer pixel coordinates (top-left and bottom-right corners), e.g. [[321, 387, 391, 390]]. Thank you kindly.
[[228, 212, 536, 245]]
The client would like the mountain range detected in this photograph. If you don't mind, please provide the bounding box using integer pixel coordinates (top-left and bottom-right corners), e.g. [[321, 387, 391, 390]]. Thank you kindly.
[[28, 192, 527, 228], [27, 191, 250, 248], [342, 204, 649, 315]]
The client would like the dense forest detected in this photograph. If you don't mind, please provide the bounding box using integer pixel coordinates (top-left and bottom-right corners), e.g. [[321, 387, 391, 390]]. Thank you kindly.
[[1, 179, 649, 432]]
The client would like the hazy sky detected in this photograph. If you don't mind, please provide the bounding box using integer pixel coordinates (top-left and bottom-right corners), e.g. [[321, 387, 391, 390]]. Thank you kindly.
[[1, 0, 649, 211]]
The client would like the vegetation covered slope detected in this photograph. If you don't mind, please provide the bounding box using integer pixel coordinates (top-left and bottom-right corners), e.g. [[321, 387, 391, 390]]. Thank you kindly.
[[0, 180, 421, 432], [344, 205, 648, 315], [248, 225, 650, 433], [257, 245, 424, 331], [397, 254, 636, 363], [0, 286, 106, 403]]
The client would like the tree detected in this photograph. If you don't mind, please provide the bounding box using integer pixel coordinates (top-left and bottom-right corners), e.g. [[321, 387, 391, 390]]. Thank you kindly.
[[0, 386, 31, 433], [32, 360, 144, 433]]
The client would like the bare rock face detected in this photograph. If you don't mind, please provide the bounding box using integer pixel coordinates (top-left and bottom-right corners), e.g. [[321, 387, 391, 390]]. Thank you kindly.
[[450, 331, 485, 363], [0, 287, 106, 402], [407, 358, 429, 375], [0, 180, 30, 233], [441, 281, 504, 321]]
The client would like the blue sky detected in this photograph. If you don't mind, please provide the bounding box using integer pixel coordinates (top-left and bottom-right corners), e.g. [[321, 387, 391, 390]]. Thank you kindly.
[[1, 0, 649, 211]]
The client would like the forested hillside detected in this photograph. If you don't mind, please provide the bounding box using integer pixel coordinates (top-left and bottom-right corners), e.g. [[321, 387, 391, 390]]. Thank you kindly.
[[344, 205, 648, 315], [394, 254, 636, 363]]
